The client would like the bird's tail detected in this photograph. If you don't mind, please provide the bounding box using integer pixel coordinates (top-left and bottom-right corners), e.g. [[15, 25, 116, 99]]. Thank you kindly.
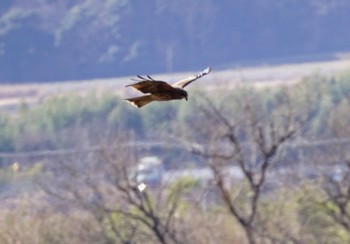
[[125, 95, 154, 108]]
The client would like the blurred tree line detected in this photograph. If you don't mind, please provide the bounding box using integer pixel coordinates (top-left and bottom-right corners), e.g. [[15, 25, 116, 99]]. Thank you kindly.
[[0, 71, 349, 157], [1, 0, 350, 82]]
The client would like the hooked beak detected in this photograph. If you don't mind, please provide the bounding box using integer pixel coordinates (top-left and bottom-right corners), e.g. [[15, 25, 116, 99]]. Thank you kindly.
[[185, 97, 188, 101]]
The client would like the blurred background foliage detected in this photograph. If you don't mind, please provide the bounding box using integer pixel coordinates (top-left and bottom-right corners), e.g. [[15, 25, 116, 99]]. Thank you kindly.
[[0, 72, 348, 243], [0, 72, 348, 154]]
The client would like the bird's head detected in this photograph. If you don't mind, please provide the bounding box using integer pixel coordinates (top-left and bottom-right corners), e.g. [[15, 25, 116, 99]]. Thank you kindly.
[[179, 89, 188, 101]]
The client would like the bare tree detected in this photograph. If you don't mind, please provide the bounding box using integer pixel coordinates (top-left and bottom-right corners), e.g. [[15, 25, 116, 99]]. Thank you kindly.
[[317, 98, 350, 235], [321, 159, 350, 230], [38, 133, 191, 244], [180, 88, 312, 244]]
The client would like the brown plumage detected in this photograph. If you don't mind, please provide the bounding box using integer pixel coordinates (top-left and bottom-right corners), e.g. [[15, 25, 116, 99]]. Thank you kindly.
[[125, 67, 211, 108]]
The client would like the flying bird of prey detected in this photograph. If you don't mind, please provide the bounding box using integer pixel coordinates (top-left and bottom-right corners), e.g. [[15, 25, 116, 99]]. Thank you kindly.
[[125, 66, 211, 108]]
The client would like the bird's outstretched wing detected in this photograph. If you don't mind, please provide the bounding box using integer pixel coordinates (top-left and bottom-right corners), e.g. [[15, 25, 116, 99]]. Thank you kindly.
[[172, 66, 211, 89], [126, 75, 176, 94]]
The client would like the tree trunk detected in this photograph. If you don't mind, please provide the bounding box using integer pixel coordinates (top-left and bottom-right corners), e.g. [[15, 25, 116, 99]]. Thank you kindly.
[[244, 226, 256, 244]]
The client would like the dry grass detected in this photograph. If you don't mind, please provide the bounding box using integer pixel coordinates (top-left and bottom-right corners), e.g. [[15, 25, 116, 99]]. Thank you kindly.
[[1, 58, 350, 111]]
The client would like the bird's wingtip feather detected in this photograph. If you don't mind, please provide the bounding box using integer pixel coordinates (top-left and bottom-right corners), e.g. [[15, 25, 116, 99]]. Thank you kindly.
[[204, 66, 211, 74]]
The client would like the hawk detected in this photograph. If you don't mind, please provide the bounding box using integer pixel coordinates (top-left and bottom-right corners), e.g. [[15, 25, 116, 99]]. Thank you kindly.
[[125, 66, 211, 108]]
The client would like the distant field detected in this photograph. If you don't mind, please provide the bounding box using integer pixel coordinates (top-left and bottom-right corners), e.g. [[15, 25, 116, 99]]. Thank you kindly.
[[1, 58, 350, 111]]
